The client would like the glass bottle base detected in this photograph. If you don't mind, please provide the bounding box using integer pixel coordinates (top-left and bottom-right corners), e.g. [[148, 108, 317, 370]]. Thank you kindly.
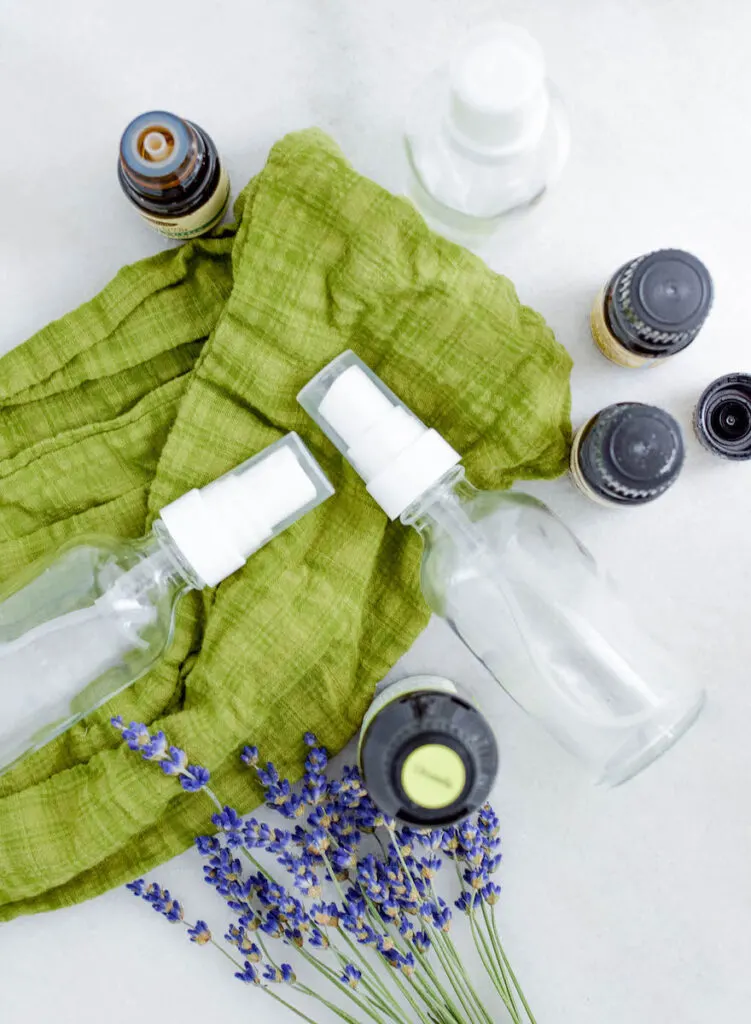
[[597, 692, 705, 787]]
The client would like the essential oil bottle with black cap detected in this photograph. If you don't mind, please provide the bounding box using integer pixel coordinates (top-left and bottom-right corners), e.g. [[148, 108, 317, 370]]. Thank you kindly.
[[591, 249, 713, 368], [694, 373, 751, 460], [118, 111, 231, 240], [358, 675, 498, 827], [571, 402, 685, 506]]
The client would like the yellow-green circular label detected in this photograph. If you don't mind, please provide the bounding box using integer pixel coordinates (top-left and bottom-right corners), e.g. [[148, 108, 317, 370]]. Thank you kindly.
[[401, 744, 466, 809]]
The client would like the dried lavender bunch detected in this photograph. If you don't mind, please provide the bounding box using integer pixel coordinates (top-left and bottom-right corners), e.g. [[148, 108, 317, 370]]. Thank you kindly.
[[113, 717, 536, 1024]]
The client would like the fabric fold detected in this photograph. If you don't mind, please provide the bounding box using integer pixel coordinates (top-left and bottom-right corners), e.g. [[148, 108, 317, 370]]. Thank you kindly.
[[0, 128, 571, 921]]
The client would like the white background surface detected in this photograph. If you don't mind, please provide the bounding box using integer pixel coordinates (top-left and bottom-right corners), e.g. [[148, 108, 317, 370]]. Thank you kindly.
[[1, 0, 750, 1021]]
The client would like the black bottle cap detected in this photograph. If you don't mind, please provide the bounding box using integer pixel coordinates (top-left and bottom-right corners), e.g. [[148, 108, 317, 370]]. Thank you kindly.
[[360, 686, 498, 828], [607, 249, 713, 357], [694, 373, 751, 460], [577, 402, 685, 505]]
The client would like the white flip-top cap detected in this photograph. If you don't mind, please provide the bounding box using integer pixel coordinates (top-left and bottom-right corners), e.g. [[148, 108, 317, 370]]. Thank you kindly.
[[448, 22, 549, 155], [298, 351, 461, 520], [159, 433, 333, 587]]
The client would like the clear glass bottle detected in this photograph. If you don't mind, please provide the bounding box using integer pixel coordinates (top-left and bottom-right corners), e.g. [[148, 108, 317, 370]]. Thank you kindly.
[[0, 434, 333, 775], [299, 352, 704, 786], [405, 22, 570, 238]]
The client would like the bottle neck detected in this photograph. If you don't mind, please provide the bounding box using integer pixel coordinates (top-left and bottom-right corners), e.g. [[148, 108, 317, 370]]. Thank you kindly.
[[401, 466, 479, 538], [151, 522, 203, 589], [116, 523, 202, 600]]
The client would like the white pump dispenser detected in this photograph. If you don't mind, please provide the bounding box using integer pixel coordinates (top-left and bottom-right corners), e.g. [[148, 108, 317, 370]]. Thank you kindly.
[[301, 352, 460, 520]]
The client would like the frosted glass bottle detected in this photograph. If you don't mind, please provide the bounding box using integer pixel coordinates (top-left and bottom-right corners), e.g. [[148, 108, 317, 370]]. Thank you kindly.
[[0, 434, 333, 775], [299, 352, 704, 786], [405, 22, 570, 237]]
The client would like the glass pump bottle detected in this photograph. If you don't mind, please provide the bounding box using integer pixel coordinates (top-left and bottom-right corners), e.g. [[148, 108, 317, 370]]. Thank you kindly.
[[404, 21, 570, 237], [299, 353, 704, 786], [0, 434, 333, 776]]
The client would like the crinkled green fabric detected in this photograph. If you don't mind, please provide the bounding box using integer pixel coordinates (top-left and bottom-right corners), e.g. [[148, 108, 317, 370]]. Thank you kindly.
[[0, 129, 571, 921]]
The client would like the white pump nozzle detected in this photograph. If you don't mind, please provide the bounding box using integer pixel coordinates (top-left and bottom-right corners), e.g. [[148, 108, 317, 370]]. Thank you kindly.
[[159, 433, 333, 587], [448, 22, 550, 155], [298, 352, 461, 520]]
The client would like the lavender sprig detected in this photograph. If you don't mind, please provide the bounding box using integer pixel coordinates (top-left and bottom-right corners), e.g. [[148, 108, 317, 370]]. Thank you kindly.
[[112, 717, 212, 795]]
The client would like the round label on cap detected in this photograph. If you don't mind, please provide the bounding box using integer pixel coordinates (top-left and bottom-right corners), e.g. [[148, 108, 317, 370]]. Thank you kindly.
[[401, 744, 467, 809]]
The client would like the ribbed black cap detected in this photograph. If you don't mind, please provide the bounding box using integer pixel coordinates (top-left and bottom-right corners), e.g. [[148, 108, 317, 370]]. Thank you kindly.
[[360, 688, 498, 828], [607, 249, 713, 358], [577, 402, 685, 505], [694, 373, 751, 460]]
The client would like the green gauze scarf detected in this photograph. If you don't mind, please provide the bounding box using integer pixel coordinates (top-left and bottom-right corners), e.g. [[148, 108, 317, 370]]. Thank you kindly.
[[0, 129, 571, 922]]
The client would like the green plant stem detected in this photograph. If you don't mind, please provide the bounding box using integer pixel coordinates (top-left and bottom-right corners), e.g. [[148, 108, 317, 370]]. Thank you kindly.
[[208, 937, 325, 1024], [408, 947, 468, 1024], [357, 970, 406, 1018], [206, 936, 241, 970], [297, 983, 368, 1024], [301, 938, 392, 1015], [489, 913, 538, 1024], [387, 836, 491, 1024], [391, 940, 464, 1024], [237, 843, 274, 879], [266, 986, 327, 1024], [357, 888, 448, 1024], [328, 940, 396, 1017], [467, 910, 519, 1022], [194, 779, 224, 812], [426, 928, 486, 1024], [320, 851, 406, 1014], [327, 912, 401, 1013], [297, 946, 391, 1024], [481, 903, 518, 1017], [448, 862, 516, 1020], [384, 965, 437, 1024], [325, 826, 455, 1024], [437, 932, 494, 1024], [424, 882, 494, 1024]]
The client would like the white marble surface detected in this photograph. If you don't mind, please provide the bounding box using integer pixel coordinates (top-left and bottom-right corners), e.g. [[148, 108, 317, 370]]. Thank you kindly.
[[1, 0, 750, 1020]]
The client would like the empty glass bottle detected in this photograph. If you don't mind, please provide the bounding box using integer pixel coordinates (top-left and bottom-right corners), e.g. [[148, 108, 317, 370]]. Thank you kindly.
[[299, 352, 704, 786], [0, 434, 333, 775], [405, 22, 570, 237]]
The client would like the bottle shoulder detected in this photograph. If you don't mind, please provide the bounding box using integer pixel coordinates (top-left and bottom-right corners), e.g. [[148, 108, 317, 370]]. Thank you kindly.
[[419, 487, 596, 588], [405, 76, 570, 219], [0, 530, 191, 642]]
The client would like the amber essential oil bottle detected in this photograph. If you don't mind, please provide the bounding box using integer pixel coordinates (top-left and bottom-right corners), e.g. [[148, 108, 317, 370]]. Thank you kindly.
[[118, 110, 230, 240]]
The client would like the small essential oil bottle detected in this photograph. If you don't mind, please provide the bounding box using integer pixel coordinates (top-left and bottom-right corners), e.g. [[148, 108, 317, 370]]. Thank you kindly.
[[118, 110, 231, 240], [358, 675, 498, 827], [591, 249, 713, 368], [694, 373, 751, 459], [571, 402, 685, 506]]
